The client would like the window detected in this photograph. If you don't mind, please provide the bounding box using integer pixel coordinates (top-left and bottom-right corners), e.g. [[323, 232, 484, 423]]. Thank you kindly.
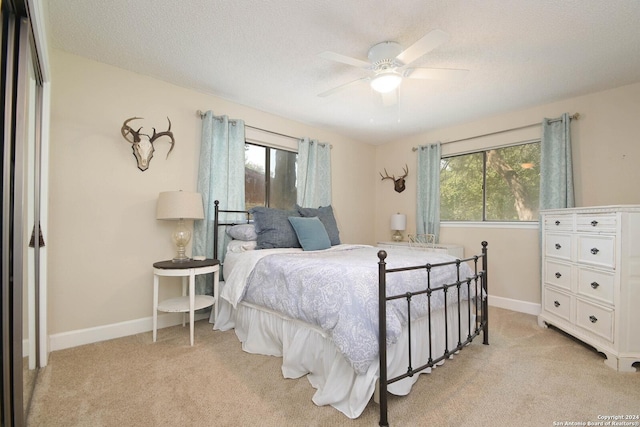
[[440, 141, 540, 221], [245, 143, 297, 210]]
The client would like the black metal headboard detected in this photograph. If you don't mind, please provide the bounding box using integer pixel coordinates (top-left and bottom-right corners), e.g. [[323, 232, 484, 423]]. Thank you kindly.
[[213, 200, 251, 260]]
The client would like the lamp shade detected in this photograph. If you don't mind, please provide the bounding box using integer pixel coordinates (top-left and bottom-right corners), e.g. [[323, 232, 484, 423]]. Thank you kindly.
[[156, 191, 204, 220], [370, 72, 402, 93], [390, 213, 406, 231]]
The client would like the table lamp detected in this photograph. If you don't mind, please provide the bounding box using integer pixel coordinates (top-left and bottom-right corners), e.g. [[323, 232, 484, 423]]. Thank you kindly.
[[390, 213, 406, 242], [156, 191, 204, 262]]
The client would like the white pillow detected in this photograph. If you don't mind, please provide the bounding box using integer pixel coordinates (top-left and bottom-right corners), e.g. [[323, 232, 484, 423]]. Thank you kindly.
[[227, 239, 257, 253], [226, 223, 257, 241]]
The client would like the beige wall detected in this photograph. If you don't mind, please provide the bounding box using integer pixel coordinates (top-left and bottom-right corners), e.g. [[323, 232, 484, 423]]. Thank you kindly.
[[49, 48, 640, 337], [48, 50, 376, 335], [375, 82, 640, 306]]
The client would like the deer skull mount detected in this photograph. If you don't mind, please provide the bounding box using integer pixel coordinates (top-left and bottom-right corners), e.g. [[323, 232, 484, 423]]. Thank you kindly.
[[120, 117, 175, 171], [380, 164, 409, 193]]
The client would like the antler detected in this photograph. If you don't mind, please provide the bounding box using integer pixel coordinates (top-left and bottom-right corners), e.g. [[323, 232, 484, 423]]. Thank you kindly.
[[379, 168, 395, 181], [121, 117, 145, 143], [399, 164, 409, 179], [149, 117, 175, 158]]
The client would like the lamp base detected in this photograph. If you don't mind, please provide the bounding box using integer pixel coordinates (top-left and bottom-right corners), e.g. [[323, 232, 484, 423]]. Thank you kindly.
[[391, 230, 403, 242], [171, 219, 192, 263]]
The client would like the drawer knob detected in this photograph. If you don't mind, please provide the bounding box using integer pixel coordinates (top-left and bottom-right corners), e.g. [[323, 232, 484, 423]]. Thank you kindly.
[[555, 272, 562, 279], [591, 220, 598, 227], [590, 282, 599, 289], [589, 315, 598, 323], [590, 247, 599, 255], [554, 301, 560, 308], [555, 243, 562, 250], [555, 220, 561, 226]]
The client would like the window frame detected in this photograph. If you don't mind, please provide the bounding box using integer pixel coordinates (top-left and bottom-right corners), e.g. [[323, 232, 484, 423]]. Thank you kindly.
[[440, 138, 541, 225], [244, 141, 298, 209]]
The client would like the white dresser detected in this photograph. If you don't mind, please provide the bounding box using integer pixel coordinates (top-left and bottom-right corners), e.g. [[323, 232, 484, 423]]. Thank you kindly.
[[538, 205, 640, 371], [377, 241, 464, 259]]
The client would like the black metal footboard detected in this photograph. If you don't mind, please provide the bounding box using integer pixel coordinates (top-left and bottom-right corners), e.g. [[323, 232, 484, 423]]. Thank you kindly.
[[377, 241, 488, 427]]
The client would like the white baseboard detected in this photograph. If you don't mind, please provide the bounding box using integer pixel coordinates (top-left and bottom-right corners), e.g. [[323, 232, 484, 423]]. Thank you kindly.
[[488, 294, 541, 316], [48, 297, 539, 352], [49, 312, 210, 352]]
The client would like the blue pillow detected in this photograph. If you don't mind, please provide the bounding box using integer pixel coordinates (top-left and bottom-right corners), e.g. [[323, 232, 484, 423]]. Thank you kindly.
[[250, 207, 302, 249], [288, 217, 331, 251], [296, 205, 341, 246]]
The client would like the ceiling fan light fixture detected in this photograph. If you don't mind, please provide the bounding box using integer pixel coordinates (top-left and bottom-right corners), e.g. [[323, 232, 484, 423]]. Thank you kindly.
[[370, 72, 402, 93]]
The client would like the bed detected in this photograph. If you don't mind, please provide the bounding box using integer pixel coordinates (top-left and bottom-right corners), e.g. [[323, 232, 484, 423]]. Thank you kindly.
[[210, 201, 488, 426]]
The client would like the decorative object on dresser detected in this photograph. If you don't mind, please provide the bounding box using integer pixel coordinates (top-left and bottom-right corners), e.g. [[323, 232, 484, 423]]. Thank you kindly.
[[156, 191, 204, 262], [120, 117, 175, 171], [378, 239, 464, 259], [408, 233, 435, 248], [390, 213, 406, 241], [538, 205, 640, 372], [379, 164, 408, 193]]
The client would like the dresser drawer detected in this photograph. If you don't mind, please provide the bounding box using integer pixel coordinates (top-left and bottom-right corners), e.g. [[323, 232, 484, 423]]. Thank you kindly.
[[544, 233, 572, 261], [543, 286, 572, 322], [577, 267, 614, 305], [544, 260, 572, 291], [576, 213, 617, 233], [576, 298, 614, 342], [544, 214, 574, 230], [577, 235, 615, 268]]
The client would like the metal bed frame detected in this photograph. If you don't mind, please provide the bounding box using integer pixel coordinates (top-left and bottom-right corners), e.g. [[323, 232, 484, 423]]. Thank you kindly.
[[212, 201, 489, 426], [212, 201, 252, 260], [376, 242, 488, 426]]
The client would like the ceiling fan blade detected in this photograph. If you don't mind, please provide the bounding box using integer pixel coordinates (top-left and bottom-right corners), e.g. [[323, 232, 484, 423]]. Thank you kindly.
[[404, 67, 469, 80], [319, 51, 370, 69], [396, 29, 450, 66], [318, 77, 369, 97], [381, 90, 398, 107]]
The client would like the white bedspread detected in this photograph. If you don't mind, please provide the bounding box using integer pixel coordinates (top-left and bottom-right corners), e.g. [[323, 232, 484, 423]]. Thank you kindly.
[[221, 244, 474, 375]]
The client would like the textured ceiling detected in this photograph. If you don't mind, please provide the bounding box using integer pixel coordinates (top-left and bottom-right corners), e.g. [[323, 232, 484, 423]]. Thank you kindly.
[[46, 0, 640, 145]]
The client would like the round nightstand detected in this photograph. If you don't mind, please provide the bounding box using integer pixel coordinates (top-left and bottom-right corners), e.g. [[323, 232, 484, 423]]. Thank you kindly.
[[152, 259, 220, 346]]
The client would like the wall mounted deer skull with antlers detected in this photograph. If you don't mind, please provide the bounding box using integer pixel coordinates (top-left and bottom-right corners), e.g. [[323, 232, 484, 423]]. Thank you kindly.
[[121, 117, 175, 171], [380, 164, 409, 193]]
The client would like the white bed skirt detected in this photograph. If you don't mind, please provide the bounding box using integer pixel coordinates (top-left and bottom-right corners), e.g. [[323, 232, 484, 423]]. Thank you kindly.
[[213, 292, 475, 419]]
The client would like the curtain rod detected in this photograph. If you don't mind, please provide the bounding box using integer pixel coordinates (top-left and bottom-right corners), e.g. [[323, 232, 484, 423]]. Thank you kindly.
[[196, 110, 301, 143], [411, 113, 580, 151]]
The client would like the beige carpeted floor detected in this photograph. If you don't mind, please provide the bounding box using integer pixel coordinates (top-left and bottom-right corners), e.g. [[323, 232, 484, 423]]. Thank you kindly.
[[27, 307, 639, 426]]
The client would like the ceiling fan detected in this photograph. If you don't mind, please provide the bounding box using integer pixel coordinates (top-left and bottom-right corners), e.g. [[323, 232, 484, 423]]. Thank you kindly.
[[318, 29, 468, 102]]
